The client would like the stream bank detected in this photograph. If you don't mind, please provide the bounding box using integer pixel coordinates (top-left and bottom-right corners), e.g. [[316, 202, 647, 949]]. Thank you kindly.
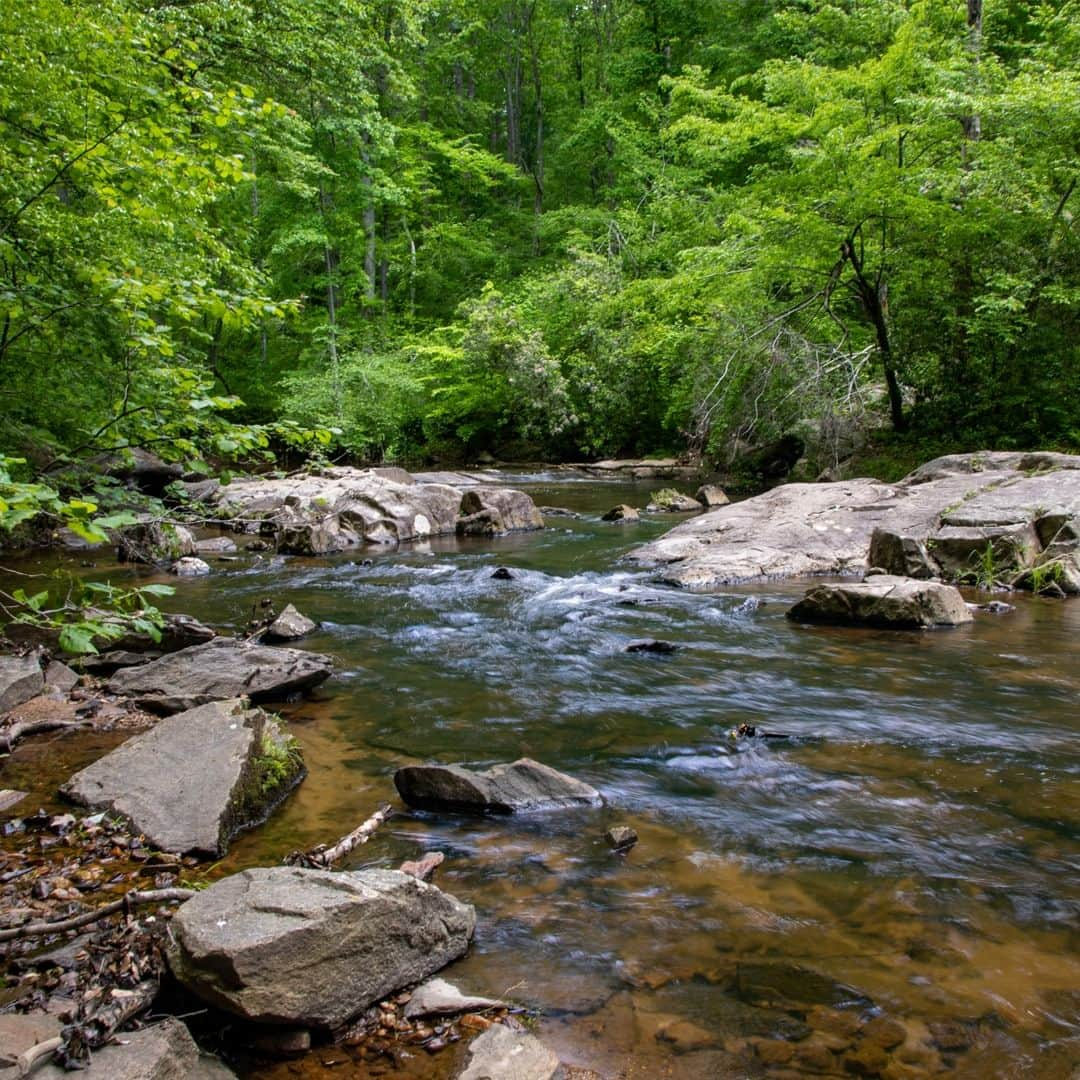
[[1, 460, 1078, 1078]]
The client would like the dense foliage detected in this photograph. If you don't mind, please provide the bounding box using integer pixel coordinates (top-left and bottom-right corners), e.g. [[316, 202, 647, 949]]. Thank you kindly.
[[1, 0, 1077, 477]]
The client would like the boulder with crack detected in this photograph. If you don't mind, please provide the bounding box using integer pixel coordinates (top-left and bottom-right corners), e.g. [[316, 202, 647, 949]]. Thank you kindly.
[[61, 699, 304, 857], [167, 866, 475, 1029], [395, 757, 602, 814], [107, 639, 332, 714]]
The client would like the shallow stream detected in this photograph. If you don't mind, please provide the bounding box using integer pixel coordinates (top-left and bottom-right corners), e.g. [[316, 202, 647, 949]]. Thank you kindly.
[[4, 471, 1080, 1078]]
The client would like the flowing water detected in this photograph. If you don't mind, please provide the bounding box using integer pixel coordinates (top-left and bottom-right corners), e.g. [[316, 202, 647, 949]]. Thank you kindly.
[[4, 472, 1080, 1078]]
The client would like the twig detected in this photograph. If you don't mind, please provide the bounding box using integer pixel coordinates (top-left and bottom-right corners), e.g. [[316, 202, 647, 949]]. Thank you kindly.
[[0, 888, 195, 943], [285, 803, 393, 869]]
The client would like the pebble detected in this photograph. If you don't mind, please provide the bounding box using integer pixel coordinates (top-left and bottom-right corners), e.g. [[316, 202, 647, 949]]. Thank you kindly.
[[755, 1038, 795, 1065], [863, 1016, 907, 1049], [605, 826, 638, 851]]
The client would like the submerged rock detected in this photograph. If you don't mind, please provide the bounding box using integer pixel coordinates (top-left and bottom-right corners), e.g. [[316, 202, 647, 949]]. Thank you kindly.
[[606, 825, 638, 851], [167, 867, 475, 1030], [0, 654, 44, 713], [458, 1024, 561, 1080], [625, 638, 679, 654], [491, 566, 515, 580], [787, 576, 973, 629], [264, 603, 317, 642], [629, 451, 1080, 590], [395, 757, 601, 814], [61, 699, 303, 857], [107, 639, 333, 714]]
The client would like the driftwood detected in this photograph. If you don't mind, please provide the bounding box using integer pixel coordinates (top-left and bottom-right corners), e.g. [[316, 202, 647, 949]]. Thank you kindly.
[[399, 851, 445, 882], [0, 888, 195, 943], [285, 803, 393, 869], [0, 718, 91, 753]]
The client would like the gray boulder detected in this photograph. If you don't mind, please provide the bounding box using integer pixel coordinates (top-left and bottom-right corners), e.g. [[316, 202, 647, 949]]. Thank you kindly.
[[23, 1016, 235, 1080], [629, 451, 1080, 591], [61, 699, 303, 857], [107, 639, 333, 714], [395, 758, 601, 815], [787, 576, 973, 629], [695, 484, 730, 508], [460, 487, 544, 532], [171, 556, 211, 576], [646, 490, 702, 512], [117, 521, 197, 564], [458, 1024, 562, 1080], [0, 654, 43, 713], [167, 867, 475, 1030], [601, 504, 639, 522], [44, 660, 79, 694], [194, 536, 238, 555], [264, 604, 317, 642]]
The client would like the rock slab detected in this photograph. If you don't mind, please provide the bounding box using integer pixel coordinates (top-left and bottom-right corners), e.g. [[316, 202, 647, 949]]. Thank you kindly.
[[458, 1024, 562, 1080], [107, 639, 332, 714], [0, 654, 43, 713], [395, 758, 601, 815], [61, 699, 302, 857], [629, 451, 1080, 589], [167, 867, 476, 1029], [787, 576, 973, 629]]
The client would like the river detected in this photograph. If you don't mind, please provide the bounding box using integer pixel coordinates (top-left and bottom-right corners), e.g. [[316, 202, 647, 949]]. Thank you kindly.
[[4, 471, 1080, 1077]]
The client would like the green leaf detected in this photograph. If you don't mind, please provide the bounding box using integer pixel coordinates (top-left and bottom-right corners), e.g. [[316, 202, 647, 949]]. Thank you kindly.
[[58, 625, 99, 655]]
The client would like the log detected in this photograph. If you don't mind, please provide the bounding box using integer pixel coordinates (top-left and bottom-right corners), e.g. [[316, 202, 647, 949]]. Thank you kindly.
[[0, 718, 91, 753], [284, 803, 392, 869], [0, 888, 195, 943]]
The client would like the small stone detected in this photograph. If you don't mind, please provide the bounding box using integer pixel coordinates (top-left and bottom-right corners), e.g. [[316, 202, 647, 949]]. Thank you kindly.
[[602, 504, 639, 522], [755, 1039, 795, 1065], [460, 1013, 493, 1031], [655, 1019, 719, 1054], [845, 1042, 890, 1075], [264, 603, 317, 642], [807, 1006, 863, 1040], [404, 977, 503, 1019], [459, 1024, 560, 1079], [863, 1016, 907, 1050], [605, 826, 638, 851], [625, 639, 678, 654], [491, 566, 514, 579], [795, 1041, 837, 1072], [976, 600, 1015, 615], [928, 1019, 974, 1052], [195, 536, 239, 555], [171, 556, 211, 576]]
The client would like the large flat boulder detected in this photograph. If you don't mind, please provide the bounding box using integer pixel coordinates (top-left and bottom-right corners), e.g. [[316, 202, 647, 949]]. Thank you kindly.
[[787, 576, 973, 629], [167, 867, 475, 1030], [61, 699, 303, 857], [107, 639, 332, 714], [201, 467, 543, 554], [0, 654, 43, 713], [395, 757, 602, 815], [628, 451, 1080, 591]]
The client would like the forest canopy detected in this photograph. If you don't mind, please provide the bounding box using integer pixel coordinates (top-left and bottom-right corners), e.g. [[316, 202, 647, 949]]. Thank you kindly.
[[1, 0, 1077, 481]]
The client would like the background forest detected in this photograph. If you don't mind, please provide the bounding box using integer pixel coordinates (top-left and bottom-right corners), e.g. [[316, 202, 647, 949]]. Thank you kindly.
[[1, 0, 1078, 487]]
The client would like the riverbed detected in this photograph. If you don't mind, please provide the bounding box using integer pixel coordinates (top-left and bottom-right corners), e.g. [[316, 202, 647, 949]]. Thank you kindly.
[[3, 471, 1079, 1078]]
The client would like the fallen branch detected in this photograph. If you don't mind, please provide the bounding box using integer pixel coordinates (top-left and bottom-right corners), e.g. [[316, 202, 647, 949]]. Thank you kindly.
[[285, 803, 392, 869], [0, 888, 195, 943], [16, 1035, 61, 1077], [0, 718, 92, 753]]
